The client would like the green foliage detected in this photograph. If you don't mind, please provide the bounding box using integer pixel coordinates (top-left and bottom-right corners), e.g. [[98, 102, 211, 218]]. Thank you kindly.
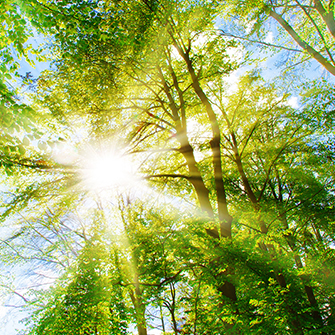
[[222, 0, 335, 75], [0, 1, 334, 334], [24, 235, 114, 335], [0, 0, 33, 79]]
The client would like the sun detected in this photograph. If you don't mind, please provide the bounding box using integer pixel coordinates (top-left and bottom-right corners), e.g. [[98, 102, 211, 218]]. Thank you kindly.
[[80, 149, 135, 191]]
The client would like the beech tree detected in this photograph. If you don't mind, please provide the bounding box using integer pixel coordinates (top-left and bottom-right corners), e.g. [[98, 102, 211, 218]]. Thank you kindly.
[[0, 0, 334, 334], [223, 0, 335, 75]]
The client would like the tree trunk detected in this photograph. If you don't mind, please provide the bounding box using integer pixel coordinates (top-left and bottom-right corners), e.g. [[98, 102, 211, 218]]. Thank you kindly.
[[269, 9, 335, 76], [313, 0, 335, 39], [180, 48, 232, 237], [129, 279, 148, 335]]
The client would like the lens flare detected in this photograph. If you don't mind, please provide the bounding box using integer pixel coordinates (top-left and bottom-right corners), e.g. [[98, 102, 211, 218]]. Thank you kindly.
[[81, 149, 135, 191]]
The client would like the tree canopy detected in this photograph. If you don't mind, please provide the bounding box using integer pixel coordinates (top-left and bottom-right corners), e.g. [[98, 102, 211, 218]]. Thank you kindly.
[[0, 0, 334, 334]]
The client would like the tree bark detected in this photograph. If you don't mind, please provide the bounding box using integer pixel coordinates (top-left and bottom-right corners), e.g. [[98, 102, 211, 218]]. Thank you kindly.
[[157, 66, 216, 233], [313, 0, 335, 39], [229, 131, 268, 233], [180, 48, 232, 237], [269, 9, 335, 76], [276, 174, 324, 331], [129, 278, 148, 335]]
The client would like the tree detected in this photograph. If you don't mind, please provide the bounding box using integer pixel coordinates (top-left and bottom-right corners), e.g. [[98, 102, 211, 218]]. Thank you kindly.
[[0, 0, 334, 334], [24, 231, 115, 335], [223, 0, 335, 76]]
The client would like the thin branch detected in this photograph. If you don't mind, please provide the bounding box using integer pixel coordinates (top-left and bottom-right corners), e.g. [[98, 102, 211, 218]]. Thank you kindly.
[[219, 29, 303, 52]]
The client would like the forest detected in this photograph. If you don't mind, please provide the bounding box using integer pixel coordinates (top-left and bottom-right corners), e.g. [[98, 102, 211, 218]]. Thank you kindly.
[[0, 0, 334, 334]]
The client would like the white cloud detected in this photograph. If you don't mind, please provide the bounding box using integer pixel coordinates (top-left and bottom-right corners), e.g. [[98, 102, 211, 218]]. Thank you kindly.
[[287, 96, 298, 108], [265, 31, 273, 44], [245, 20, 256, 34], [0, 305, 7, 318]]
